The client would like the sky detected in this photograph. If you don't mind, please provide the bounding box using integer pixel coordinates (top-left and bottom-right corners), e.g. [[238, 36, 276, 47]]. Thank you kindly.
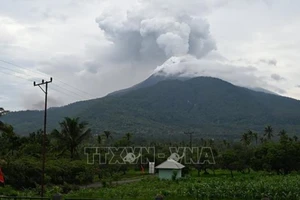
[[0, 0, 300, 111]]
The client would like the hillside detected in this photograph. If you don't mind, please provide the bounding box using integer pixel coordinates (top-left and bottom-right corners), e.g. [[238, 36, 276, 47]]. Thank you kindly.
[[3, 77, 300, 139], [107, 74, 189, 96]]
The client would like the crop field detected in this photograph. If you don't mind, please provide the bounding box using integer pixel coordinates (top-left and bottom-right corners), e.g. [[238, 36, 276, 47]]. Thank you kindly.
[[65, 172, 300, 200]]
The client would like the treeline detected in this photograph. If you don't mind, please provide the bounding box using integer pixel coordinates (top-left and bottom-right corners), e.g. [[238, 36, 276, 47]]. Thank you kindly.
[[1, 107, 300, 194], [220, 126, 300, 176]]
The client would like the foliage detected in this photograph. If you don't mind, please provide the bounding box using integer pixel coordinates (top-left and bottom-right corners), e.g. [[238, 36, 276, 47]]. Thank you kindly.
[[51, 117, 91, 159], [2, 109, 300, 200], [65, 175, 300, 200]]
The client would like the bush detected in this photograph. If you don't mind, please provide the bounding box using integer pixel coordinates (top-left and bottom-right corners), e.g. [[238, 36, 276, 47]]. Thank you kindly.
[[0, 185, 18, 196]]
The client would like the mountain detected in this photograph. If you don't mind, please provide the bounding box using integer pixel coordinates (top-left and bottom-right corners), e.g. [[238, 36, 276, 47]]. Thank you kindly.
[[107, 74, 189, 96], [2, 76, 300, 139], [108, 73, 277, 97], [249, 87, 278, 95]]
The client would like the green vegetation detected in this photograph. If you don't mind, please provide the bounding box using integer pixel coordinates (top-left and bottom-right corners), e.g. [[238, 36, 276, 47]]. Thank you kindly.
[[2, 101, 300, 199], [3, 77, 300, 139], [66, 175, 300, 200]]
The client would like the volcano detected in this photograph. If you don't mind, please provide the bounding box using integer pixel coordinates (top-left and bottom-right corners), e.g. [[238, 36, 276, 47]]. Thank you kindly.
[[2, 75, 300, 139]]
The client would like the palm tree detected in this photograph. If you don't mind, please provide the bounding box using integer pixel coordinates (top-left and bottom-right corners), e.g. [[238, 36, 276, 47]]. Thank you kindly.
[[97, 135, 103, 145], [103, 131, 112, 145], [293, 135, 298, 142], [260, 137, 266, 144], [247, 130, 253, 137], [247, 130, 253, 145], [278, 129, 288, 143], [278, 129, 287, 137], [241, 132, 251, 146], [125, 132, 133, 145], [252, 132, 258, 145], [264, 125, 273, 140], [51, 117, 91, 159]]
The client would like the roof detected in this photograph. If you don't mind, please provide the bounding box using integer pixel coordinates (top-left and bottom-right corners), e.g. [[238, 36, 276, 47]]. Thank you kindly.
[[155, 158, 185, 169]]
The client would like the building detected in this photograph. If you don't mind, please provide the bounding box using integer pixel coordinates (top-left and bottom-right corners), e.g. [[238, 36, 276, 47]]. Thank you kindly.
[[155, 158, 185, 180]]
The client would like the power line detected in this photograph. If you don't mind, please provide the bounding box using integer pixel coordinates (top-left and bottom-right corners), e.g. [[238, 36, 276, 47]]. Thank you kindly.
[[0, 59, 95, 98], [55, 79, 94, 98], [0, 66, 31, 82], [0, 65, 88, 100], [0, 64, 28, 77], [52, 83, 88, 100]]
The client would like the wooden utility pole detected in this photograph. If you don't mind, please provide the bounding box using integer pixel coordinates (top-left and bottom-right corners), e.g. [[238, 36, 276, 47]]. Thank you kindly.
[[34, 77, 52, 197]]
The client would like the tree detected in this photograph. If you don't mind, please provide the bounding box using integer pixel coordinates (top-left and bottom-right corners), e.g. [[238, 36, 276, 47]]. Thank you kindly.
[[0, 107, 8, 117], [51, 117, 91, 159], [278, 129, 289, 145], [241, 132, 251, 146], [97, 135, 103, 145], [278, 129, 287, 137], [252, 132, 258, 145], [0, 124, 20, 156], [103, 131, 112, 145], [0, 121, 12, 134], [0, 107, 9, 132], [125, 132, 132, 142], [264, 125, 273, 140], [293, 135, 298, 142], [220, 150, 238, 178]]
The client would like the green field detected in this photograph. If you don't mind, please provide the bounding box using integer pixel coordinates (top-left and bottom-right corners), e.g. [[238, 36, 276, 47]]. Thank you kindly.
[[3, 169, 300, 200], [64, 171, 300, 200]]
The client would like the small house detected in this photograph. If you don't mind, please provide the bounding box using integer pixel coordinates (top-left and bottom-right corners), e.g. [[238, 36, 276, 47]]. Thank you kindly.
[[155, 158, 185, 180]]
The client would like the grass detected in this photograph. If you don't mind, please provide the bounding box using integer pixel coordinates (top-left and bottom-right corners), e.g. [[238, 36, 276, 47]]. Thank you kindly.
[[65, 170, 300, 200], [2, 170, 300, 200]]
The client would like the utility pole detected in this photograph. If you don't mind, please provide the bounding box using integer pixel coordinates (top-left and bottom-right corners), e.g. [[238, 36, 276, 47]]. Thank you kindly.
[[184, 131, 194, 148], [34, 77, 52, 197]]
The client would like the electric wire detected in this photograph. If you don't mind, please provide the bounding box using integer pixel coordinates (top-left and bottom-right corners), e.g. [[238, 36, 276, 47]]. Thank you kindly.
[[0, 59, 95, 98]]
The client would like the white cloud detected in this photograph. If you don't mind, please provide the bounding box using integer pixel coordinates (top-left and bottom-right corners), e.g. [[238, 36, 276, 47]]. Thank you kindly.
[[0, 0, 300, 110]]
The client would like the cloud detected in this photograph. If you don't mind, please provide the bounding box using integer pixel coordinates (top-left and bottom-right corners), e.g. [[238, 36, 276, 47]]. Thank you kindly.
[[271, 73, 285, 81], [1, 0, 300, 111], [259, 58, 277, 66], [95, 0, 217, 67], [230, 58, 278, 66], [37, 54, 85, 77], [85, 62, 100, 74], [153, 54, 285, 94]]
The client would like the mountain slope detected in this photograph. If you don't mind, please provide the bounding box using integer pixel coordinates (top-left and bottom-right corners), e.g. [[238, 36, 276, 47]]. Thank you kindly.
[[108, 73, 277, 97], [107, 74, 189, 96], [2, 77, 300, 139]]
